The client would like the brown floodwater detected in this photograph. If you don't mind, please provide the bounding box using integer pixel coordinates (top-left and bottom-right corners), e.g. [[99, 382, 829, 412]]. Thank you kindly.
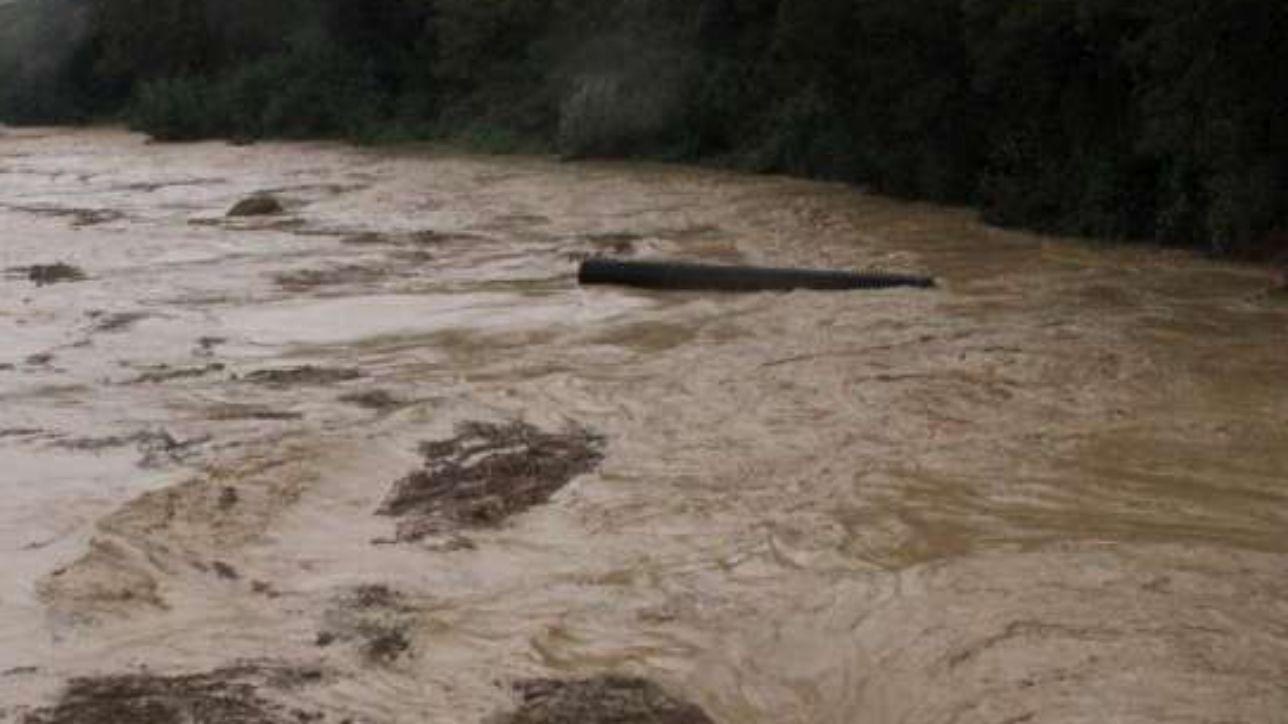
[[1, 127, 1286, 722]]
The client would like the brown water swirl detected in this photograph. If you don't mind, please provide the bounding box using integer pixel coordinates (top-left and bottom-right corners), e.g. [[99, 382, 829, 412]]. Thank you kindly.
[[1, 128, 1285, 722]]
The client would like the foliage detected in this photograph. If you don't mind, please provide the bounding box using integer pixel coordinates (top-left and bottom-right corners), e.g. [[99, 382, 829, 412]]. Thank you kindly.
[[0, 0, 95, 122], [127, 38, 383, 141], [2, 0, 1286, 257]]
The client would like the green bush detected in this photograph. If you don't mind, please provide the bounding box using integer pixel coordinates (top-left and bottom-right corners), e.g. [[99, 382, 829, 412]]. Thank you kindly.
[[557, 69, 692, 159], [129, 39, 385, 142], [130, 77, 217, 140], [0, 0, 94, 123], [231, 43, 384, 139], [6, 0, 1288, 256]]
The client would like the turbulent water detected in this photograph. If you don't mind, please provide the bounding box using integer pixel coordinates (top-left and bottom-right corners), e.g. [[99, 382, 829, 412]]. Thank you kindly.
[[1, 128, 1286, 722]]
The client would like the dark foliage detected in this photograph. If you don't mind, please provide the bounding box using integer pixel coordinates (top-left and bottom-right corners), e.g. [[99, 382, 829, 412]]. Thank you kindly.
[[2, 0, 1285, 256]]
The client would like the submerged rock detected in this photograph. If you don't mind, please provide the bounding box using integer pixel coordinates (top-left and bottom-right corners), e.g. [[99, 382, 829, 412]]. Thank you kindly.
[[492, 677, 714, 724], [227, 195, 283, 217], [27, 263, 86, 286], [22, 663, 324, 724], [377, 421, 603, 543]]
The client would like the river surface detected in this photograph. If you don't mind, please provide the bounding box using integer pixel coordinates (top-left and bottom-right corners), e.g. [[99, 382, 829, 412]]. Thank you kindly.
[[1, 127, 1286, 722]]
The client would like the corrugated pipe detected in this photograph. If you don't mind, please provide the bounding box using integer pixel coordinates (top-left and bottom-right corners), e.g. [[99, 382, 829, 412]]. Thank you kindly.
[[578, 258, 935, 292]]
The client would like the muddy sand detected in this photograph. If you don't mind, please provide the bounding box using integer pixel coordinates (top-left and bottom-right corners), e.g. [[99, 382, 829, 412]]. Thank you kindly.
[[1, 127, 1287, 722]]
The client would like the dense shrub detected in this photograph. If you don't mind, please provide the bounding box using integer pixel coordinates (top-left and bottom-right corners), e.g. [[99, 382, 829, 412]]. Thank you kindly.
[[128, 39, 384, 141], [549, 1, 702, 159], [2, 0, 1286, 257], [0, 0, 94, 122], [1129, 0, 1288, 254], [129, 77, 216, 141]]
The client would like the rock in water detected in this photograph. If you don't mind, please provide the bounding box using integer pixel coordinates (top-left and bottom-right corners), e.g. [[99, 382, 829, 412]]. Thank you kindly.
[[493, 677, 714, 724], [28, 263, 86, 286], [227, 195, 283, 217]]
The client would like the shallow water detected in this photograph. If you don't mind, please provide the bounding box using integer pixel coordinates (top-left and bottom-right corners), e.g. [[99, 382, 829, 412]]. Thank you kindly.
[[1, 127, 1286, 722]]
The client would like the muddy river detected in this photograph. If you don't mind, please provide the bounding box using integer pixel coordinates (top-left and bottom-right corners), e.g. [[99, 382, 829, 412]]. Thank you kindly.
[[1, 127, 1286, 722]]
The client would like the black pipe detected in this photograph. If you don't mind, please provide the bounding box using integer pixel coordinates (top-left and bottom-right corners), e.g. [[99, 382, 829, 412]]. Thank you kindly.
[[578, 258, 935, 292]]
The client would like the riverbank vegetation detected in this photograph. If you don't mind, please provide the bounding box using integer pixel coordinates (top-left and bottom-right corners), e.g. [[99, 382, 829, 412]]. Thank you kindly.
[[2, 0, 1285, 257]]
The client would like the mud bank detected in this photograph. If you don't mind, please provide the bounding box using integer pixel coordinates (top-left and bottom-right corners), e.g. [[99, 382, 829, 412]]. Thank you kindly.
[[1, 128, 1286, 723]]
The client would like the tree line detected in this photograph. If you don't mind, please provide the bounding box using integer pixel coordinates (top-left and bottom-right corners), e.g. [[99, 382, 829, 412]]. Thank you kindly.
[[2, 0, 1285, 257]]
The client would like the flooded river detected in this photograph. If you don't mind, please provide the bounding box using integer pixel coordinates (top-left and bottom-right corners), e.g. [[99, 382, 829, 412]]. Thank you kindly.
[[1, 128, 1286, 722]]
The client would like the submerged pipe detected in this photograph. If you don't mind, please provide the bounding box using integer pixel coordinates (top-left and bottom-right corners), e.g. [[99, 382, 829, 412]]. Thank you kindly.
[[578, 258, 936, 292]]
